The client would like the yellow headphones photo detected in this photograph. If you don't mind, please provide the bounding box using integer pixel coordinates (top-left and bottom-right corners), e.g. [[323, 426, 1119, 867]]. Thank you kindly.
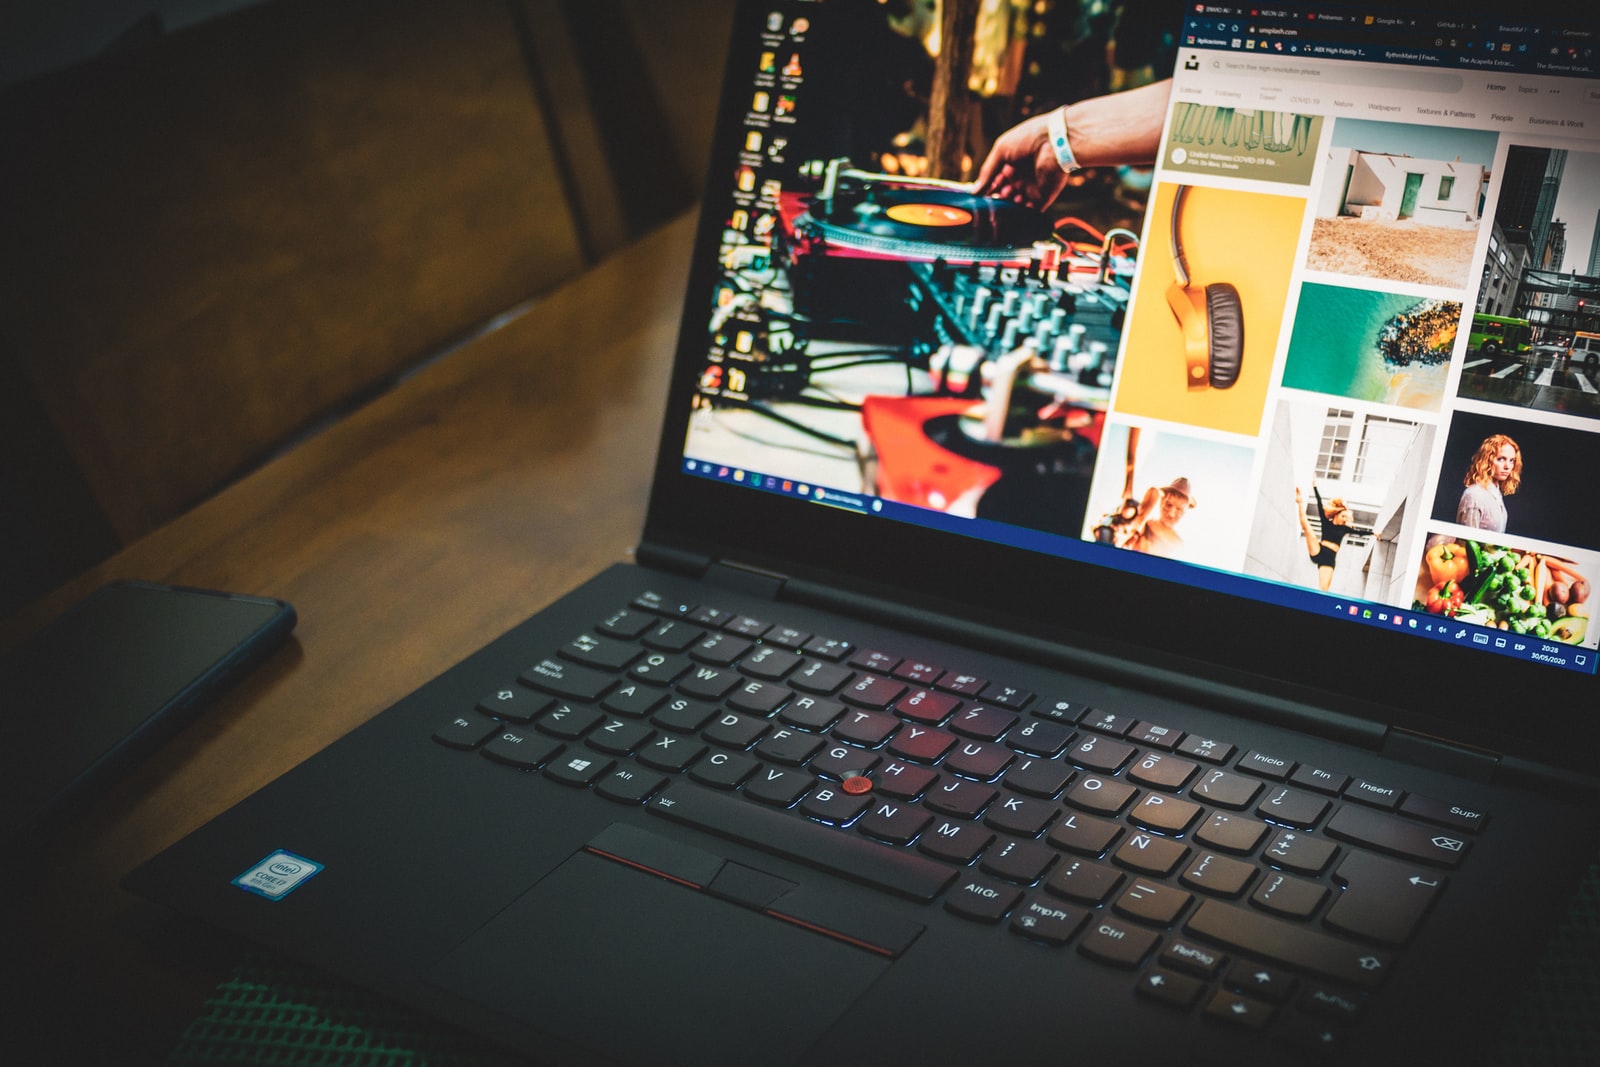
[[1165, 185, 1244, 390]]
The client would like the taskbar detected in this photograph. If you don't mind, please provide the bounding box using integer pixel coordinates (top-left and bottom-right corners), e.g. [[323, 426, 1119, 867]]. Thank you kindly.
[[681, 458, 1599, 676], [1331, 598, 1596, 673]]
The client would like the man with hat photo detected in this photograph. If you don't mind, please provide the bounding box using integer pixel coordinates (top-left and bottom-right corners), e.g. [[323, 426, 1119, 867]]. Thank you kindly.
[[1121, 475, 1197, 558]]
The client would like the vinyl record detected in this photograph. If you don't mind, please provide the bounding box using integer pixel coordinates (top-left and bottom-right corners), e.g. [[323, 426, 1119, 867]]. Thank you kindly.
[[799, 186, 1054, 262]]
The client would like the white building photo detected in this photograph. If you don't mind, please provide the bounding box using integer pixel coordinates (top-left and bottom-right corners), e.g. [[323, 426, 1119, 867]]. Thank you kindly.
[[1319, 148, 1486, 227]]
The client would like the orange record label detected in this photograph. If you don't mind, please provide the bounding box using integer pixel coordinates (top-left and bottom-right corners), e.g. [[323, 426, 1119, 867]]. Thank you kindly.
[[885, 202, 973, 227]]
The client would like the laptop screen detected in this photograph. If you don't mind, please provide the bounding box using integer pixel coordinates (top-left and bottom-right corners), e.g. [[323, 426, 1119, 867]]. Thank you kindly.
[[669, 0, 1600, 683]]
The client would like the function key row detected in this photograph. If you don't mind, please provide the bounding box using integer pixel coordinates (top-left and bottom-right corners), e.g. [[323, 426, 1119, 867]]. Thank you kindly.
[[1234, 749, 1487, 834], [625, 591, 1036, 710], [627, 592, 848, 657]]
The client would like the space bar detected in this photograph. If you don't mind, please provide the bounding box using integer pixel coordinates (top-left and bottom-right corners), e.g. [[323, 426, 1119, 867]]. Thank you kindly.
[[646, 784, 957, 903]]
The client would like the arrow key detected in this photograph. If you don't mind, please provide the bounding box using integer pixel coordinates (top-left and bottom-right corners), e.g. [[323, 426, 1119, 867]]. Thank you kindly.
[[1225, 959, 1296, 1003], [1203, 988, 1275, 1030], [1136, 967, 1205, 1010]]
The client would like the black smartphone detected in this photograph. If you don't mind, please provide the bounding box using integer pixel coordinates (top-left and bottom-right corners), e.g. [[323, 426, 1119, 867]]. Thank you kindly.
[[0, 580, 296, 844]]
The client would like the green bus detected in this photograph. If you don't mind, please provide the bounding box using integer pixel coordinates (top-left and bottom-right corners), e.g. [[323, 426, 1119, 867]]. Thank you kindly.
[[1469, 313, 1532, 356]]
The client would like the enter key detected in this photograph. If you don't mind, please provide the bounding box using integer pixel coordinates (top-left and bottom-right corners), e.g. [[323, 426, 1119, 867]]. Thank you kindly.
[[1324, 848, 1447, 946]]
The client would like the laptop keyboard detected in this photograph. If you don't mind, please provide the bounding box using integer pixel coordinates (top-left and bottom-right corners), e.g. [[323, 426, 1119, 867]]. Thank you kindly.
[[433, 589, 1485, 1052]]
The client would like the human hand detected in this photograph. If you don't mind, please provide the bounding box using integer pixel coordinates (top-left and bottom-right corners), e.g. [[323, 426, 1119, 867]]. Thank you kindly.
[[973, 110, 1069, 210]]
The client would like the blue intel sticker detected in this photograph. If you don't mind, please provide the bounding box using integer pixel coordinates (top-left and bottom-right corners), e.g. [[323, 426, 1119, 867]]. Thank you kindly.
[[233, 850, 324, 900]]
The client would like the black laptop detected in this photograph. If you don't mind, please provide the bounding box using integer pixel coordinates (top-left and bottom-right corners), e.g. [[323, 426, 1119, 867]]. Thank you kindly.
[[129, 2, 1600, 1062]]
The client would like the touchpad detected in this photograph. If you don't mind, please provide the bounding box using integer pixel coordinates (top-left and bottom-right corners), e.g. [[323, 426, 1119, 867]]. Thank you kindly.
[[427, 850, 889, 1064]]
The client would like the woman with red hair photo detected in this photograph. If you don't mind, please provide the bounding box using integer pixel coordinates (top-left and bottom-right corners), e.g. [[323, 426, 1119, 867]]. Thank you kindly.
[[1456, 433, 1521, 533]]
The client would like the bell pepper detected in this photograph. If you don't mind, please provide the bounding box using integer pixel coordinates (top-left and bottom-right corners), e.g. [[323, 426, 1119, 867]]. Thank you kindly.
[[1425, 579, 1465, 616], [1425, 541, 1470, 586]]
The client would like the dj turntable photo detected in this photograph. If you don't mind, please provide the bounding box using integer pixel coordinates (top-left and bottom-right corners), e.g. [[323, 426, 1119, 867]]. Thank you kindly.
[[687, 0, 1177, 541]]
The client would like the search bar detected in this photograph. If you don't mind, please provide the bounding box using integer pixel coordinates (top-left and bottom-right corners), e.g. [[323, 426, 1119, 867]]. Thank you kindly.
[[1209, 57, 1465, 93]]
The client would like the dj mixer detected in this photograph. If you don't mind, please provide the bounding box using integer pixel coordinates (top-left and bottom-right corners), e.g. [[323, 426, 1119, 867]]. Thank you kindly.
[[698, 160, 1141, 534]]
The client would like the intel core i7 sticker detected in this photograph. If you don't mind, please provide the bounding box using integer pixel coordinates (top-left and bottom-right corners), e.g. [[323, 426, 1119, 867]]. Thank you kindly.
[[234, 850, 323, 900]]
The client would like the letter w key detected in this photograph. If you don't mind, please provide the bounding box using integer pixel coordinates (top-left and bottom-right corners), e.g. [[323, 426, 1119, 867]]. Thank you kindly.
[[676, 665, 740, 700]]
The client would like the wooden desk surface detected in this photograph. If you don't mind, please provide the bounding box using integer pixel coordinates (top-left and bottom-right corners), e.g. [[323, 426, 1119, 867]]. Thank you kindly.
[[2, 212, 695, 1064]]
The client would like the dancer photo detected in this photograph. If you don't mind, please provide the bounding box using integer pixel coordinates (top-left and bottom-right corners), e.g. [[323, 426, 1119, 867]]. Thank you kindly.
[[1296, 484, 1353, 591]]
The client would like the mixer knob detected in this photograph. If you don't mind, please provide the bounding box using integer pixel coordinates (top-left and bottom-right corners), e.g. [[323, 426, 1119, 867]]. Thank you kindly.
[[984, 304, 1005, 338], [969, 286, 993, 328], [1051, 335, 1075, 371]]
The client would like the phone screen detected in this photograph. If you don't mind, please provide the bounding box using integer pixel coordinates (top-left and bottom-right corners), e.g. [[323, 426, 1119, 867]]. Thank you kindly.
[[0, 581, 296, 841]]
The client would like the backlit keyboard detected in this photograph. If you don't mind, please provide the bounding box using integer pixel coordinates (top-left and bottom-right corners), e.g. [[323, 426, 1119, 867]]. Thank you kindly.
[[432, 590, 1487, 1052]]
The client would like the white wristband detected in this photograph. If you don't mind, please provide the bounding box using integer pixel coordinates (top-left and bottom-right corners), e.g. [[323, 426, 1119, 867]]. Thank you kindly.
[[1046, 106, 1080, 173]]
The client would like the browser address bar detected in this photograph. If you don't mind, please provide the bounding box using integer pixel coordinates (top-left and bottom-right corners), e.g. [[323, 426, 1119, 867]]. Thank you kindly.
[[1208, 57, 1465, 94]]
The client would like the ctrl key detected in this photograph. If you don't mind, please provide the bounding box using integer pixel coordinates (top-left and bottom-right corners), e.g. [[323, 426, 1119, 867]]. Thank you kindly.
[[1077, 917, 1158, 968]]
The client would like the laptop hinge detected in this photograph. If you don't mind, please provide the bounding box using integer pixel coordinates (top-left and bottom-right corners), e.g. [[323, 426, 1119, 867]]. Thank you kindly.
[[632, 543, 788, 602], [1498, 753, 1600, 803], [633, 540, 712, 578], [1382, 730, 1600, 804], [1380, 728, 1500, 784], [703, 560, 787, 601]]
